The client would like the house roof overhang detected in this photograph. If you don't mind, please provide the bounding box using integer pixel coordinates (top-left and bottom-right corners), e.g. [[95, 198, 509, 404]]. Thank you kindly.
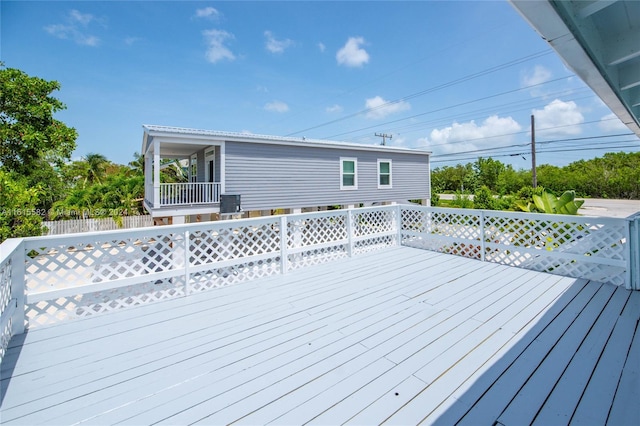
[[510, 0, 640, 137], [141, 125, 432, 158]]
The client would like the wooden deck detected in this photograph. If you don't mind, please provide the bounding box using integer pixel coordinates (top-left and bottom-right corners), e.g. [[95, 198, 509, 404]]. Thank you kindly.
[[1, 247, 638, 425]]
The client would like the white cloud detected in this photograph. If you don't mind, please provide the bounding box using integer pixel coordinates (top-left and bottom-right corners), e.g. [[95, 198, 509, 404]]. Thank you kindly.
[[195, 7, 220, 20], [336, 37, 369, 68], [69, 9, 95, 26], [264, 101, 289, 113], [533, 99, 584, 136], [522, 65, 552, 87], [318, 42, 326, 52], [326, 104, 343, 113], [598, 112, 629, 132], [424, 115, 522, 154], [202, 29, 235, 63], [264, 31, 294, 54], [44, 9, 101, 46], [364, 96, 410, 119]]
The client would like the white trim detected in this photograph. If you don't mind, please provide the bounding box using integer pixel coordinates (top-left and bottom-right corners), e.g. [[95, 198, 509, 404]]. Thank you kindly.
[[143, 125, 431, 156], [377, 159, 392, 189], [340, 157, 358, 190]]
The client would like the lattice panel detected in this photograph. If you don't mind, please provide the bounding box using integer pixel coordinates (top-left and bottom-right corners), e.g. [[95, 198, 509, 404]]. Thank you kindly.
[[287, 246, 348, 270], [190, 224, 280, 266], [0, 258, 11, 317], [485, 216, 626, 256], [1, 316, 11, 362], [353, 209, 396, 237], [401, 208, 481, 241], [189, 258, 281, 292], [400, 207, 629, 286], [402, 235, 482, 260], [354, 235, 396, 255], [24, 278, 186, 328], [485, 247, 626, 286], [24, 233, 182, 294], [483, 215, 627, 284], [287, 214, 347, 250]]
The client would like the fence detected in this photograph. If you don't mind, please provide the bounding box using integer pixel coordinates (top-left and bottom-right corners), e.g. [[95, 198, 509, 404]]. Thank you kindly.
[[43, 216, 153, 235], [1, 205, 637, 364]]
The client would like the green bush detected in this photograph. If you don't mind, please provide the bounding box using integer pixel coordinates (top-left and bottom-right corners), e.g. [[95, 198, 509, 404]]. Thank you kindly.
[[451, 191, 473, 209], [473, 186, 495, 210]]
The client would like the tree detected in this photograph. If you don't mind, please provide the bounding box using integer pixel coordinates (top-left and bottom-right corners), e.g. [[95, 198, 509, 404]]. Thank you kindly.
[[0, 64, 77, 174], [83, 152, 108, 186], [473, 157, 505, 192], [0, 170, 45, 240]]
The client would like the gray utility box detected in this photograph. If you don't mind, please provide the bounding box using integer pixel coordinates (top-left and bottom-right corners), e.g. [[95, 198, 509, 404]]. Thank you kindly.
[[220, 194, 241, 214]]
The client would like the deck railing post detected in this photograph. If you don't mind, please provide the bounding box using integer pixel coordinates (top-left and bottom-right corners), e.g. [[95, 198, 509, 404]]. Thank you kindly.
[[183, 230, 191, 296], [11, 239, 26, 335], [396, 204, 403, 247], [280, 215, 289, 274], [347, 209, 354, 257], [626, 213, 640, 290], [480, 210, 486, 262]]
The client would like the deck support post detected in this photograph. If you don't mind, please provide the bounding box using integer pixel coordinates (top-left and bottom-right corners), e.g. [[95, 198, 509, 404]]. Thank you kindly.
[[347, 209, 354, 257], [280, 216, 289, 274], [480, 210, 486, 262]]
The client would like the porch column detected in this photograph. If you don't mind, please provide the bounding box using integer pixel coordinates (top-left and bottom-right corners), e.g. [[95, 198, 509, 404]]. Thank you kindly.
[[153, 139, 161, 208], [144, 153, 152, 206]]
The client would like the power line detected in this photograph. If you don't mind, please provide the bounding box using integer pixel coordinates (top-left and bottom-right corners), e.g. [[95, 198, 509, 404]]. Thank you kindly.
[[286, 49, 555, 137], [337, 88, 595, 144], [431, 144, 640, 164]]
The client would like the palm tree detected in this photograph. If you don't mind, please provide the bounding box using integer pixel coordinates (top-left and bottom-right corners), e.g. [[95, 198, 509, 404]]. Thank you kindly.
[[83, 153, 108, 187], [128, 152, 144, 176]]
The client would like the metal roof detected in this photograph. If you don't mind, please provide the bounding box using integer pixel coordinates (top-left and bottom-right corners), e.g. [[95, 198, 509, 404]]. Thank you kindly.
[[510, 0, 640, 137], [142, 125, 431, 157]]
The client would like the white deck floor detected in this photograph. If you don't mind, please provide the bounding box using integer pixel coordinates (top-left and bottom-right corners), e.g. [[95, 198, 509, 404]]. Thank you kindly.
[[1, 247, 638, 425]]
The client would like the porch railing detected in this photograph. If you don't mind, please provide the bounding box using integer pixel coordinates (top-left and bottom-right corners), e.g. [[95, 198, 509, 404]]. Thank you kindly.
[[1, 205, 638, 364], [158, 182, 221, 207]]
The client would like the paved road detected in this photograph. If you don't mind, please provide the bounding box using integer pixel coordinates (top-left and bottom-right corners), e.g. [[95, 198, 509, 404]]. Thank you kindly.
[[437, 194, 640, 218], [578, 198, 640, 218]]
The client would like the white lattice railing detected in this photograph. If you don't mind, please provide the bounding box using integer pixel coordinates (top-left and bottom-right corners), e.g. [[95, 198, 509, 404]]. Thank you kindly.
[[400, 206, 631, 287], [0, 239, 25, 364], [7, 206, 397, 332], [159, 182, 221, 206], [1, 204, 637, 361]]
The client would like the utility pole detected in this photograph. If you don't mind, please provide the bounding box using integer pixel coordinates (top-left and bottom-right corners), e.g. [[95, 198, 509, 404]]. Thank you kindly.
[[375, 132, 392, 146], [531, 114, 537, 188]]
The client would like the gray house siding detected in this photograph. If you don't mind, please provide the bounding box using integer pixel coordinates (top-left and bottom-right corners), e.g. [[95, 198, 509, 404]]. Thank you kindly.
[[223, 141, 430, 211]]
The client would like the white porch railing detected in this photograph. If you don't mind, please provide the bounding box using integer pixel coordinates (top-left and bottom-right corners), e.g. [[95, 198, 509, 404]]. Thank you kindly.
[[1, 205, 638, 364], [158, 182, 221, 207]]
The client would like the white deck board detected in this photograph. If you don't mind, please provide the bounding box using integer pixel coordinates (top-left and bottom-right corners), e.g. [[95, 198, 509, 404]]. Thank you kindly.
[[1, 247, 638, 425]]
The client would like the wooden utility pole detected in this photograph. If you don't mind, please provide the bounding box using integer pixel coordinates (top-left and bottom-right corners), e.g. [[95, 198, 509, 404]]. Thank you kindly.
[[375, 133, 392, 146], [531, 114, 537, 188]]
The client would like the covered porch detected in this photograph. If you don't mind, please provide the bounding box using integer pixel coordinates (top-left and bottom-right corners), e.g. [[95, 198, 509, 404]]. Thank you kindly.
[[142, 127, 224, 217]]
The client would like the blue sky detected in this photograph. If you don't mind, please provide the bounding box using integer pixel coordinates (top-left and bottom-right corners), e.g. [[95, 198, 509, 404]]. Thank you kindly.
[[3, 0, 638, 168]]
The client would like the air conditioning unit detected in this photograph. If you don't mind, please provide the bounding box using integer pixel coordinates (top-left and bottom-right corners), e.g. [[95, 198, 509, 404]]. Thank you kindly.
[[220, 194, 241, 214]]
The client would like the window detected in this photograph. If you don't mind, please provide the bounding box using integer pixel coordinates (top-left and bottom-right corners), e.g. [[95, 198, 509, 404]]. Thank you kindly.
[[340, 157, 358, 190], [378, 159, 392, 188]]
